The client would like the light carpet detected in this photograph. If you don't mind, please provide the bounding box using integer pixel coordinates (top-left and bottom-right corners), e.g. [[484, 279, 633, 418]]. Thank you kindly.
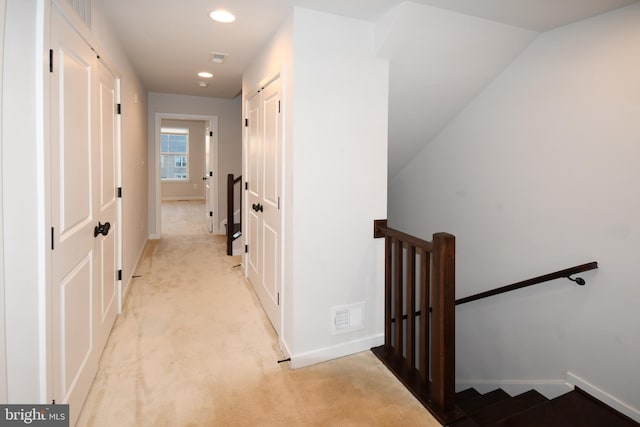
[[77, 201, 441, 427]]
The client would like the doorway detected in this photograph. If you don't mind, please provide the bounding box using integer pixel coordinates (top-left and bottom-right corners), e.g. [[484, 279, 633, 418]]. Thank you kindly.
[[153, 113, 218, 238]]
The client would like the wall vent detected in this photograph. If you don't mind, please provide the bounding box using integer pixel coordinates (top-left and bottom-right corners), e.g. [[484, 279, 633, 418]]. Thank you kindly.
[[330, 302, 365, 335], [67, 0, 92, 28]]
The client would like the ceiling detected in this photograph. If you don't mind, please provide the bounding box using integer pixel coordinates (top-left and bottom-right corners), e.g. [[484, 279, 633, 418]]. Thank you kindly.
[[95, 0, 638, 99]]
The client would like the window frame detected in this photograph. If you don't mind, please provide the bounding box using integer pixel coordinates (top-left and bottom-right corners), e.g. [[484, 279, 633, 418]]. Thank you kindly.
[[160, 127, 190, 182]]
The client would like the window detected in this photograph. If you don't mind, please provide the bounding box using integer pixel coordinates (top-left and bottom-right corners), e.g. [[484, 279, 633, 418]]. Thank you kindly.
[[160, 127, 189, 181]]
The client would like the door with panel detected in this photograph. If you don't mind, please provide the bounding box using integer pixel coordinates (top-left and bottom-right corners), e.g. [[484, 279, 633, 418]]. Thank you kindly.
[[246, 77, 282, 334], [94, 59, 119, 353], [50, 6, 119, 423]]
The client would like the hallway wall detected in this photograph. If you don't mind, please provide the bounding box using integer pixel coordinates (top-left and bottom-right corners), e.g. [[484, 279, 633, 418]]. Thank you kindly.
[[0, 0, 7, 404]]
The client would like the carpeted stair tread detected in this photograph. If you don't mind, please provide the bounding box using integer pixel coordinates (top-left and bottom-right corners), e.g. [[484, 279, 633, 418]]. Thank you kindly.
[[488, 389, 639, 427], [469, 390, 547, 425], [457, 389, 511, 414]]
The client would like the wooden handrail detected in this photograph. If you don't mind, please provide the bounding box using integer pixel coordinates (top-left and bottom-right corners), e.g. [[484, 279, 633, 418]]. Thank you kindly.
[[372, 220, 460, 424], [226, 174, 242, 256], [455, 262, 598, 306]]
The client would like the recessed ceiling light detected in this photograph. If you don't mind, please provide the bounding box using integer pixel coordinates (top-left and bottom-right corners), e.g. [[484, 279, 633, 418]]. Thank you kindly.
[[210, 10, 235, 23], [198, 72, 213, 78], [197, 81, 209, 88]]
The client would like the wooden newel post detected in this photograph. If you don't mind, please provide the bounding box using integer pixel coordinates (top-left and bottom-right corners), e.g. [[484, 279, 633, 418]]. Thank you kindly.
[[431, 232, 456, 412]]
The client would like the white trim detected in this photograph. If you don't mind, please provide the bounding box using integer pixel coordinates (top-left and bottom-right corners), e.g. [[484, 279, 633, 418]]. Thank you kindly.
[[455, 378, 573, 399], [289, 333, 384, 369], [36, 0, 48, 402], [153, 113, 219, 237], [567, 371, 640, 422]]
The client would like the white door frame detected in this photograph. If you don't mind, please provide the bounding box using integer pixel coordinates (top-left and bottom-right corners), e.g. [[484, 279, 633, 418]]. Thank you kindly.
[[153, 113, 219, 237]]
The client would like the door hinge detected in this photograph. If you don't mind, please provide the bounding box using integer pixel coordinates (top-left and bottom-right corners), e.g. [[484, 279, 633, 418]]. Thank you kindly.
[[277, 292, 280, 306], [245, 182, 248, 190], [210, 131, 213, 137], [117, 103, 122, 115], [49, 49, 53, 73], [117, 270, 123, 281], [278, 100, 281, 113], [209, 211, 213, 217], [278, 197, 280, 210], [245, 118, 248, 127], [117, 187, 122, 198], [51, 227, 54, 250], [245, 245, 248, 253]]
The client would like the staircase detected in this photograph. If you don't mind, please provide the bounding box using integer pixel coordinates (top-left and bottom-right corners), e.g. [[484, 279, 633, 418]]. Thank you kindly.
[[226, 173, 242, 255], [450, 387, 639, 427]]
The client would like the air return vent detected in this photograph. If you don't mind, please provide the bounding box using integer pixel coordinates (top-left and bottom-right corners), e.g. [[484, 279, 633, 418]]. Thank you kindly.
[[330, 302, 365, 335], [210, 52, 228, 64], [67, 0, 92, 28]]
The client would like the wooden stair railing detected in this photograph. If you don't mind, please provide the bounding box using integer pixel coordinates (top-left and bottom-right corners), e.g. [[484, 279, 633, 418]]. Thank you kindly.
[[455, 262, 598, 306], [226, 174, 242, 256], [372, 219, 462, 425]]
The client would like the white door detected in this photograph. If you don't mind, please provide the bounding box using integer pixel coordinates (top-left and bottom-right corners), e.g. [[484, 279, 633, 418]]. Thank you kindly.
[[95, 59, 119, 351], [50, 7, 118, 423], [246, 78, 282, 333], [204, 126, 214, 232]]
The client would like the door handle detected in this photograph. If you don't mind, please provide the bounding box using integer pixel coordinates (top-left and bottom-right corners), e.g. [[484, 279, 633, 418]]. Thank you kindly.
[[252, 203, 263, 212], [94, 221, 111, 238]]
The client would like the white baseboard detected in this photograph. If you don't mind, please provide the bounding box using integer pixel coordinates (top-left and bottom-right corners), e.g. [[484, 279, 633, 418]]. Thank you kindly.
[[149, 233, 161, 240], [118, 239, 149, 313], [567, 371, 640, 422], [455, 378, 573, 399], [289, 333, 384, 369]]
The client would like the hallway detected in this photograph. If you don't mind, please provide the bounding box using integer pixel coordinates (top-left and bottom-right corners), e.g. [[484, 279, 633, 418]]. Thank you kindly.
[[77, 201, 439, 426]]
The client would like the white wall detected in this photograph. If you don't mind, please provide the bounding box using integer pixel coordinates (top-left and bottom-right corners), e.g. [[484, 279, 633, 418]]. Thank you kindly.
[[0, 0, 8, 404], [244, 8, 389, 367], [1, 0, 148, 403], [388, 3, 640, 419], [376, 1, 538, 177], [147, 93, 242, 235], [160, 119, 206, 200], [2, 0, 46, 402], [290, 8, 388, 366]]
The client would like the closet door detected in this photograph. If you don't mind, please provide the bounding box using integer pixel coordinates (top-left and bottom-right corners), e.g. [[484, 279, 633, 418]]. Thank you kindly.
[[50, 6, 119, 423], [94, 59, 119, 355], [246, 78, 282, 334]]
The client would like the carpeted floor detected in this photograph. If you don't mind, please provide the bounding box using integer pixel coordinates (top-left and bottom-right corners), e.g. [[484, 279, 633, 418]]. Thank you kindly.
[[76, 201, 441, 427]]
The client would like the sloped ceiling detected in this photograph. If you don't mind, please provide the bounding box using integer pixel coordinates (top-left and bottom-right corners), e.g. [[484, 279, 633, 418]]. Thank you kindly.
[[377, 2, 539, 176], [373, 0, 638, 176]]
